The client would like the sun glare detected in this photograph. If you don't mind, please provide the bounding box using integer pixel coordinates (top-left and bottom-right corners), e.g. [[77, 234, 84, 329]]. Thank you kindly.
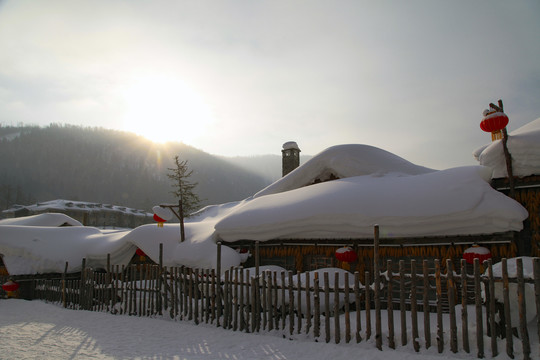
[[121, 75, 214, 144]]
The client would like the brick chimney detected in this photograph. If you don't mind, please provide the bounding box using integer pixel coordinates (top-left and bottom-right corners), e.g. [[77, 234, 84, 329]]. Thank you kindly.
[[282, 141, 301, 176]]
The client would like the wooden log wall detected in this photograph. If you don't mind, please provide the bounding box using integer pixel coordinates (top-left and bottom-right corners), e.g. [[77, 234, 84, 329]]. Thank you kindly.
[[30, 257, 540, 359]]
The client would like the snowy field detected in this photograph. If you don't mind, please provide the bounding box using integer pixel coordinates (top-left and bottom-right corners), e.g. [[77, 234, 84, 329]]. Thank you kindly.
[[1, 299, 536, 360]]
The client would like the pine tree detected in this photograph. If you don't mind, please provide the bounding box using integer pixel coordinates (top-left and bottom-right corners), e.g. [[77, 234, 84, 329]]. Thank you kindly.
[[167, 156, 201, 217]]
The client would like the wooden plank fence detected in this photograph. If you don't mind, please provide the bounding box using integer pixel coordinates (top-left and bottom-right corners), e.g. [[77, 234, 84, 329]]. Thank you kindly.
[[29, 256, 540, 359]]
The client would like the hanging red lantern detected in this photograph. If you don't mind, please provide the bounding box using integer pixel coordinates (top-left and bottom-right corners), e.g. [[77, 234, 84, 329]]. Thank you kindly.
[[2, 280, 20, 298], [335, 246, 358, 263], [135, 248, 147, 261], [153, 213, 166, 227], [480, 110, 509, 141], [463, 244, 492, 265], [152, 206, 173, 228]]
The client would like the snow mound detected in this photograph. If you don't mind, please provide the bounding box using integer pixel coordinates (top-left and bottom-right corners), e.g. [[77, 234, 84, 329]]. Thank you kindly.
[[473, 117, 540, 178], [0, 213, 82, 227], [215, 166, 528, 241], [255, 144, 435, 198]]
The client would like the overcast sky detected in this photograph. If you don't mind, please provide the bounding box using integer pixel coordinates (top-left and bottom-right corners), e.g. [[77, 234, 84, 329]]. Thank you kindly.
[[0, 0, 539, 169]]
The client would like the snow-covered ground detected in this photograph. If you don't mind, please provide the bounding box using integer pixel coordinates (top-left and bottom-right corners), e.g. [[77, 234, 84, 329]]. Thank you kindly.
[[2, 299, 536, 360]]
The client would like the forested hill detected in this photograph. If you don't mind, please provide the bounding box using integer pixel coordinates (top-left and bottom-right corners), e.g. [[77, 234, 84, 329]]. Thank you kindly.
[[0, 125, 278, 213]]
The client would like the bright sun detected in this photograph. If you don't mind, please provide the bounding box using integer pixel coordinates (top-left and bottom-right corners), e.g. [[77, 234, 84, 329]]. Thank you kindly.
[[121, 75, 214, 144]]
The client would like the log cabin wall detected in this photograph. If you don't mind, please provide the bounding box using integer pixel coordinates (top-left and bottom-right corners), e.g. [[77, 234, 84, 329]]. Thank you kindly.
[[492, 175, 540, 257], [234, 236, 518, 283]]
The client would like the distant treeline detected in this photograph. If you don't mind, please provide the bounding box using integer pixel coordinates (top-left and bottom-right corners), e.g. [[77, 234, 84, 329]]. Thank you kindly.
[[0, 124, 277, 213]]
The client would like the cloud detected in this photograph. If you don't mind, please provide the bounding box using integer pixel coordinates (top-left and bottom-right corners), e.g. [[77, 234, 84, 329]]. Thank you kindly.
[[0, 0, 538, 169]]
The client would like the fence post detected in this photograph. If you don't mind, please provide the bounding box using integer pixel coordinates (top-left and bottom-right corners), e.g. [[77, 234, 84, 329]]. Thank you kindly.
[[501, 258, 514, 358], [534, 258, 540, 349], [460, 259, 470, 353], [435, 259, 443, 353], [399, 260, 407, 346], [474, 258, 484, 358], [423, 259, 431, 350], [411, 260, 419, 352], [486, 260, 498, 357], [446, 259, 457, 354], [62, 261, 68, 308], [216, 242, 222, 327], [387, 259, 395, 349], [517, 258, 531, 360], [373, 225, 382, 350]]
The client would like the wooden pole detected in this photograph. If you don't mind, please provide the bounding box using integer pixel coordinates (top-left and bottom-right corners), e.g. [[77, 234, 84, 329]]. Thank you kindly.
[[517, 258, 531, 360], [435, 259, 443, 353], [446, 259, 457, 354], [474, 259, 484, 359], [373, 225, 382, 350], [501, 258, 514, 358], [460, 259, 470, 353], [534, 258, 540, 350], [423, 259, 431, 350], [487, 260, 498, 357], [387, 260, 395, 349], [411, 260, 419, 352], [62, 261, 68, 308]]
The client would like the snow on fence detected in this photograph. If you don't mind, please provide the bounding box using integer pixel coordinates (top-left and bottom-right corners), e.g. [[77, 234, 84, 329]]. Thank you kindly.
[[31, 256, 540, 359]]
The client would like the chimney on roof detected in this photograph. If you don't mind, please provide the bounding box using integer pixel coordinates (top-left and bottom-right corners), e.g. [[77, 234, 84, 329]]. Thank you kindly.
[[282, 141, 301, 177]]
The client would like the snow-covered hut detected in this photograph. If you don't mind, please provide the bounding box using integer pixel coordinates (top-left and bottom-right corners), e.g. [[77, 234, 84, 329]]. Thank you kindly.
[[212, 144, 528, 275], [474, 117, 540, 257]]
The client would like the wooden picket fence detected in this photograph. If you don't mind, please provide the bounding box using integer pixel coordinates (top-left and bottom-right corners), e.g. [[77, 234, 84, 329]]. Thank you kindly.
[[31, 256, 540, 359]]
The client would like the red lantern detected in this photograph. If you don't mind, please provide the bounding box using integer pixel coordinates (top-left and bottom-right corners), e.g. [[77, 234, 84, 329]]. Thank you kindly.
[[463, 245, 491, 265], [2, 280, 19, 292], [335, 246, 358, 263], [153, 213, 166, 227], [480, 111, 509, 141]]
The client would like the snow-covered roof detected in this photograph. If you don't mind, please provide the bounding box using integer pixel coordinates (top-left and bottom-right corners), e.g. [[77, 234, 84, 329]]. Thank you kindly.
[[0, 213, 82, 227], [215, 166, 527, 241], [473, 117, 540, 178], [0, 143, 529, 275], [255, 144, 435, 198], [2, 199, 151, 216]]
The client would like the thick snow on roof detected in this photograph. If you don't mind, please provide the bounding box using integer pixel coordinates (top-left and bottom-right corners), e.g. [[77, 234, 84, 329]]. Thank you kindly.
[[215, 166, 528, 241], [255, 144, 434, 198], [2, 199, 151, 216], [473, 117, 540, 178], [0, 213, 82, 227], [0, 144, 529, 275]]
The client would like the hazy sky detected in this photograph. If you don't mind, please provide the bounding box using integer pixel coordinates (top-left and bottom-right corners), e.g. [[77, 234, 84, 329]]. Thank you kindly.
[[0, 0, 539, 169]]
